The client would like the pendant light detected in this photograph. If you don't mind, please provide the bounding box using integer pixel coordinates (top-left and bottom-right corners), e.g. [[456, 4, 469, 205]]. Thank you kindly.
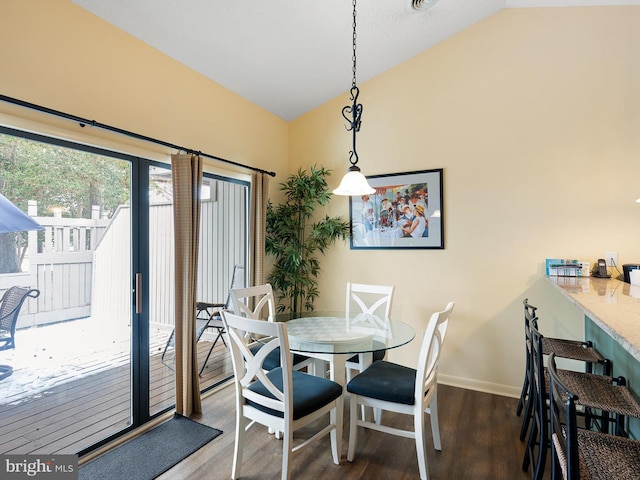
[[333, 0, 375, 196]]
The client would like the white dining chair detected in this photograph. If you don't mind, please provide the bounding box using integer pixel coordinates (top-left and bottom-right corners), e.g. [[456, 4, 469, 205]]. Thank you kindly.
[[221, 311, 342, 480], [346, 301, 455, 480], [344, 282, 395, 382], [230, 283, 313, 372], [230, 284, 276, 321]]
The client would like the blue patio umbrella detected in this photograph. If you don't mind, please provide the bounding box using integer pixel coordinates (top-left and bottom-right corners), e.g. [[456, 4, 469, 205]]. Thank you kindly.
[[0, 192, 44, 234]]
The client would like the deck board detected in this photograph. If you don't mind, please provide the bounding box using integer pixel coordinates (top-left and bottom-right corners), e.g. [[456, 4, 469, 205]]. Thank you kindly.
[[0, 339, 232, 455]]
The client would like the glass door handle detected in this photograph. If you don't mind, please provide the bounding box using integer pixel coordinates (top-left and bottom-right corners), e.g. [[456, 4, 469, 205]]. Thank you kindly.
[[135, 273, 142, 314]]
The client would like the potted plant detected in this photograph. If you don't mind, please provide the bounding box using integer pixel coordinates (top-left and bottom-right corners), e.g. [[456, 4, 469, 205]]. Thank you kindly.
[[266, 165, 349, 313]]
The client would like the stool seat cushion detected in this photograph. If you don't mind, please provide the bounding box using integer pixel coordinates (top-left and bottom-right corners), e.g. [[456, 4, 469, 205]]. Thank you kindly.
[[347, 360, 416, 405]]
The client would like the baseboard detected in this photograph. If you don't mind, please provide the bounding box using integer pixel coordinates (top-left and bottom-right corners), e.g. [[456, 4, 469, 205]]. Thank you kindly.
[[438, 373, 521, 399]]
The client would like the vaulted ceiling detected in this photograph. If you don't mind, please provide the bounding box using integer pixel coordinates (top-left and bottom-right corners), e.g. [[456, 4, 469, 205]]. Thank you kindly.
[[72, 0, 637, 121]]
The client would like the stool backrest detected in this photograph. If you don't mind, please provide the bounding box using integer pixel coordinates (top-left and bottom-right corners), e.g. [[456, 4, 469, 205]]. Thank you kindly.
[[548, 353, 580, 480]]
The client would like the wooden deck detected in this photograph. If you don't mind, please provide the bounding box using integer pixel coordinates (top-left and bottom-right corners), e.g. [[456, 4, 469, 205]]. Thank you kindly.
[[0, 338, 232, 455]]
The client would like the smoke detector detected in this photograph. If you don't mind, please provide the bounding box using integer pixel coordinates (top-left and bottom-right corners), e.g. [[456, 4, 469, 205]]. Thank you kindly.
[[411, 0, 440, 10]]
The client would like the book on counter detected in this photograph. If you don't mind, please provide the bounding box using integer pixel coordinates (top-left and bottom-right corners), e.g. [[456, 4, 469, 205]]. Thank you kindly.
[[546, 258, 590, 277]]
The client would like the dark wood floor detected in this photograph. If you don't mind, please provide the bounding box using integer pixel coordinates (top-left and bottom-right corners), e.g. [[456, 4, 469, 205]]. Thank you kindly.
[[156, 384, 544, 480], [0, 339, 233, 455]]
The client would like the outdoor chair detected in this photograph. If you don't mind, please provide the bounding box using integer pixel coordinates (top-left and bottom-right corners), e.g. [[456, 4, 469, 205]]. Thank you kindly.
[[162, 264, 245, 375], [0, 286, 40, 351], [0, 286, 40, 381], [221, 311, 342, 480], [346, 301, 454, 480]]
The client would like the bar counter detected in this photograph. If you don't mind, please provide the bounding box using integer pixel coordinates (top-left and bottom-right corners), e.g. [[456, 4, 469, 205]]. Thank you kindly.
[[548, 275, 640, 438], [547, 275, 640, 362]]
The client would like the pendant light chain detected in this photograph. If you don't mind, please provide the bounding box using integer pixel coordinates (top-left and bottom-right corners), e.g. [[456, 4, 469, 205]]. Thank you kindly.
[[351, 0, 357, 89], [341, 0, 363, 166]]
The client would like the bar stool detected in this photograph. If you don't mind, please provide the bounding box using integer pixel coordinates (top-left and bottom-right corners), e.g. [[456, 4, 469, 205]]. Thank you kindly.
[[548, 353, 640, 480], [522, 322, 640, 480], [517, 299, 609, 442]]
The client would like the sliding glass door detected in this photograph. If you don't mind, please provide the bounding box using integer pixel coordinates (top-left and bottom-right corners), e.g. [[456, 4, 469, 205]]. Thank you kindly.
[[0, 127, 247, 455], [0, 127, 137, 454]]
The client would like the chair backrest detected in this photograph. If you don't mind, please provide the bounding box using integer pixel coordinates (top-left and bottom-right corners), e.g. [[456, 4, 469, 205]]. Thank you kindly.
[[529, 320, 545, 392], [221, 310, 292, 418], [231, 284, 276, 320], [522, 299, 541, 362], [529, 320, 549, 451], [548, 352, 580, 480], [0, 286, 40, 350], [415, 302, 455, 402], [223, 264, 246, 309], [523, 298, 538, 324], [345, 283, 395, 317]]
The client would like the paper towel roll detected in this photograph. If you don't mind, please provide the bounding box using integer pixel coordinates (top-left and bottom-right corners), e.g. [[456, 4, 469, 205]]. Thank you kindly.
[[630, 269, 640, 286]]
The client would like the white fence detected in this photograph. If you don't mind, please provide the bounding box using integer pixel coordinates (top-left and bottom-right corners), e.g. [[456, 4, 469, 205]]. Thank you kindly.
[[1, 205, 110, 328], [2, 180, 247, 330]]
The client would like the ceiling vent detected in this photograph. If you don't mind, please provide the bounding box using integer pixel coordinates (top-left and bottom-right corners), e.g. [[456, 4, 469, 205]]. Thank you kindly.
[[410, 0, 440, 11]]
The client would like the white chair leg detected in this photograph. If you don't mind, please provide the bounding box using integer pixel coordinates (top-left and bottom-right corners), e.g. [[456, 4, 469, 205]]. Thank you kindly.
[[231, 413, 246, 480], [429, 390, 442, 451], [414, 409, 429, 480], [281, 428, 293, 480], [330, 405, 340, 465], [347, 394, 358, 462]]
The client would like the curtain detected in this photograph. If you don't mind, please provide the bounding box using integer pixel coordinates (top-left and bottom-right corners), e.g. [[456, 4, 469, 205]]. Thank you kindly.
[[249, 172, 269, 287], [171, 153, 203, 416]]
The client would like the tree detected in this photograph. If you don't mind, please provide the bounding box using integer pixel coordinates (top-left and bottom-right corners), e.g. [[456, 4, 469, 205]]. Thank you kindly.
[[266, 165, 350, 313], [0, 133, 130, 273], [0, 134, 130, 219]]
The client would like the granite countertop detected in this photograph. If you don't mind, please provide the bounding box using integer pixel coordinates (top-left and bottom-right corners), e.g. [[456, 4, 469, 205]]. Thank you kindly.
[[547, 275, 640, 362]]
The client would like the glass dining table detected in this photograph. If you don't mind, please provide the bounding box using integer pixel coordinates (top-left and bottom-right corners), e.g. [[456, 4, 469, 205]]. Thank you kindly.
[[271, 311, 416, 426]]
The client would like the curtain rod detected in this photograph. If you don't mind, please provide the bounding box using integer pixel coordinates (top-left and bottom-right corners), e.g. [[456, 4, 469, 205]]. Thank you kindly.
[[0, 94, 276, 177]]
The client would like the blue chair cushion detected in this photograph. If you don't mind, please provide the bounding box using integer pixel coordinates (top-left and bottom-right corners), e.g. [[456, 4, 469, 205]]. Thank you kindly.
[[249, 344, 310, 371], [347, 349, 385, 364], [246, 368, 342, 420], [346, 360, 417, 405]]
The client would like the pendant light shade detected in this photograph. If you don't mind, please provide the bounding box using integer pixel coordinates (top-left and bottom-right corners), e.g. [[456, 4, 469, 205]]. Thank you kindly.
[[333, 165, 375, 196], [332, 0, 375, 196]]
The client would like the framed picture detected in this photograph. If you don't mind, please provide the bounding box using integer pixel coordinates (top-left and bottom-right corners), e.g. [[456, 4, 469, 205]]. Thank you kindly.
[[349, 168, 444, 250]]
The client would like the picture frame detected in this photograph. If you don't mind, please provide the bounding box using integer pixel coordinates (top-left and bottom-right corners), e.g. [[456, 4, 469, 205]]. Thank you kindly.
[[349, 168, 444, 250]]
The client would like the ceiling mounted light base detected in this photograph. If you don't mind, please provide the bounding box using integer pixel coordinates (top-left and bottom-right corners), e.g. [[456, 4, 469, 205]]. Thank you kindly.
[[411, 0, 440, 11]]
